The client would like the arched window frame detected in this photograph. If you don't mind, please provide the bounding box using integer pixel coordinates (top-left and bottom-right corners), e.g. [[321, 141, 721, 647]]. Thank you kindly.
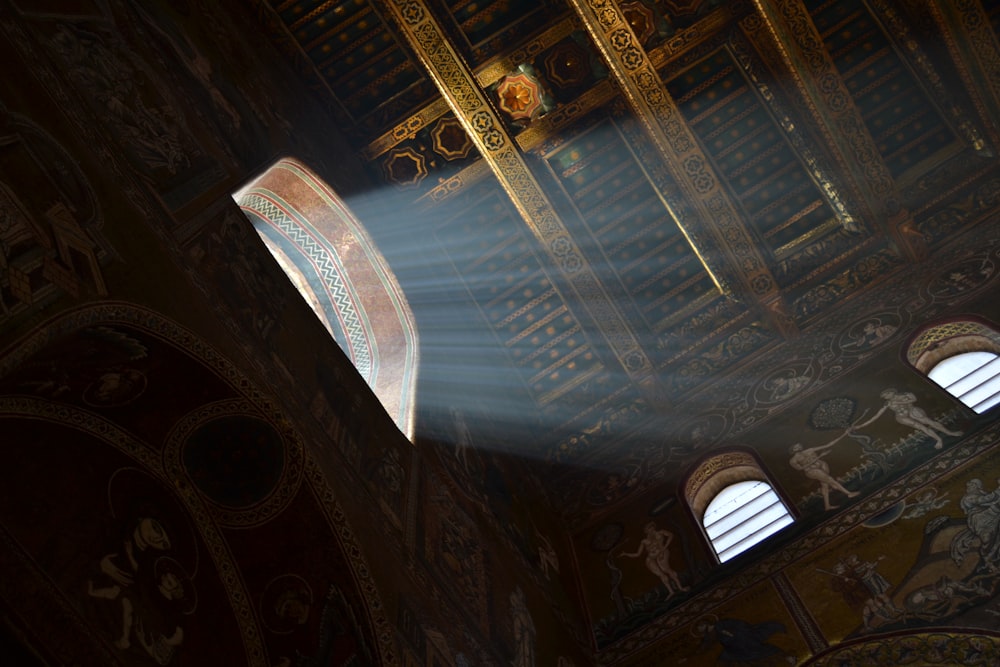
[[905, 315, 1000, 415], [233, 157, 419, 439], [682, 448, 795, 564]]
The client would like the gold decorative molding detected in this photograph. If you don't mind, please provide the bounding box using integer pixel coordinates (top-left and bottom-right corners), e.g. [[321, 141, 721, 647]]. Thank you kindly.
[[647, 4, 741, 69], [727, 32, 860, 238], [566, 0, 795, 336], [381, 0, 655, 382], [906, 319, 1000, 368], [684, 450, 757, 497], [362, 98, 451, 160], [684, 450, 761, 518], [746, 0, 925, 260], [417, 159, 492, 204]]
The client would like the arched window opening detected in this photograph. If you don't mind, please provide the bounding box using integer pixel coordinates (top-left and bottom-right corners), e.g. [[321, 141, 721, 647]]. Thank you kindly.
[[704, 480, 793, 563], [684, 451, 794, 564], [907, 318, 1000, 415], [233, 158, 418, 439], [928, 351, 1000, 413]]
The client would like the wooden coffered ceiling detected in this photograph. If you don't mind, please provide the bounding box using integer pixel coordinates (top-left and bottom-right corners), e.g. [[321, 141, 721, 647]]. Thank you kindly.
[[255, 0, 1000, 523]]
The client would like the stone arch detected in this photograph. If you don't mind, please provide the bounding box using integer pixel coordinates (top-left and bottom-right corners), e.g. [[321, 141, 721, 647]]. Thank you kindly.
[[0, 301, 394, 665]]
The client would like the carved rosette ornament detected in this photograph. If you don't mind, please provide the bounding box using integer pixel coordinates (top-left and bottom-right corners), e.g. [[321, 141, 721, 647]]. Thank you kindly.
[[543, 40, 592, 89], [621, 1, 657, 45], [495, 71, 545, 122]]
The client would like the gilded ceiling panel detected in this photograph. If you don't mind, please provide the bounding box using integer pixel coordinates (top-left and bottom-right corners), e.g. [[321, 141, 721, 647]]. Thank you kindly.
[[653, 0, 722, 30], [375, 111, 482, 190], [544, 117, 716, 334], [806, 0, 962, 184], [663, 48, 838, 263], [486, 29, 610, 135], [269, 0, 436, 136], [261, 0, 1000, 553], [434, 182, 605, 407]]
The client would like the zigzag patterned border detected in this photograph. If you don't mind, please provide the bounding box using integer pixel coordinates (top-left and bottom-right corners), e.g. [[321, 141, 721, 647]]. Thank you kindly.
[[239, 192, 375, 381]]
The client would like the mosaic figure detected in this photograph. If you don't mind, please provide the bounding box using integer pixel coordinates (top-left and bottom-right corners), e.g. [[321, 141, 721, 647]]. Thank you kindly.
[[852, 388, 962, 449], [952, 478, 1000, 569], [903, 488, 949, 519], [824, 552, 902, 630], [788, 430, 859, 510], [847, 319, 897, 348], [619, 521, 688, 596], [694, 616, 794, 666], [905, 576, 990, 619], [88, 516, 194, 663], [845, 554, 903, 629], [536, 532, 559, 580]]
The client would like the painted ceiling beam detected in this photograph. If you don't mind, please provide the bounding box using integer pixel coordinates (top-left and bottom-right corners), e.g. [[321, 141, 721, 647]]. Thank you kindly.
[[417, 158, 492, 205], [727, 28, 862, 242], [378, 0, 657, 391], [565, 0, 800, 340], [647, 2, 739, 68], [748, 0, 927, 262], [515, 79, 617, 152]]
